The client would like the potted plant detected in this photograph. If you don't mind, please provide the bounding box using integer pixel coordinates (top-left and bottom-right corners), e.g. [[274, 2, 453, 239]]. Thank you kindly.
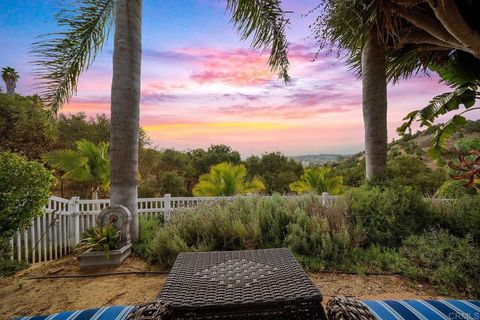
[[75, 224, 131, 268]]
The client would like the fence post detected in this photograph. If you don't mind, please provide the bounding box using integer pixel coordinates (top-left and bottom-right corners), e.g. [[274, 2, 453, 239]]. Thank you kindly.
[[164, 194, 171, 221], [68, 196, 80, 249], [322, 192, 330, 206]]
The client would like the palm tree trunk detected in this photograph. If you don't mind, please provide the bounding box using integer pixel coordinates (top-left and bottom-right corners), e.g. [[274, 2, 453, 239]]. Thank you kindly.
[[110, 0, 142, 242], [362, 27, 388, 181], [6, 81, 15, 96]]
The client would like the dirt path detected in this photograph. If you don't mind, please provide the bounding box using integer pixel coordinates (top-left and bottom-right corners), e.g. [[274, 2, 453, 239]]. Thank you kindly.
[[0, 256, 446, 319]]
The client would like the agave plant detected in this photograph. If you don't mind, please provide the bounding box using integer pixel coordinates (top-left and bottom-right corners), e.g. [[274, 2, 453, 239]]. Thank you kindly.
[[75, 224, 120, 258], [448, 150, 480, 192]]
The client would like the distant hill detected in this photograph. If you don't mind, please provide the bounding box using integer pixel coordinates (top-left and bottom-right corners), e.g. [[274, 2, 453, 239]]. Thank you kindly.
[[290, 154, 348, 166], [333, 119, 480, 170], [290, 120, 480, 169]]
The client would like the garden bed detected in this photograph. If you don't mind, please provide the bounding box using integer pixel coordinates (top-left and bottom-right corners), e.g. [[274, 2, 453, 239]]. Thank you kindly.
[[0, 255, 448, 319]]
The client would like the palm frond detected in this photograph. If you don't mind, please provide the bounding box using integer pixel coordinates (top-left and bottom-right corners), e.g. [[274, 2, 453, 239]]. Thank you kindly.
[[289, 167, 343, 195], [42, 149, 88, 171], [62, 166, 95, 182], [226, 0, 291, 83], [289, 180, 312, 193], [243, 176, 266, 194], [42, 139, 110, 188], [193, 162, 264, 196], [1, 67, 20, 81], [31, 0, 114, 113]]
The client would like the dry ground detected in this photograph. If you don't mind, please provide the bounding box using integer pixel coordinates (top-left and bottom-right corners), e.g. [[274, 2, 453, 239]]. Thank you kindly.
[[0, 256, 447, 319]]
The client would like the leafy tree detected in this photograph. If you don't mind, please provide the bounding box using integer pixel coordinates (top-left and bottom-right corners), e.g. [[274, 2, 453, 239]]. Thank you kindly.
[[189, 144, 241, 178], [139, 148, 195, 197], [0, 93, 56, 159], [34, 0, 290, 242], [42, 139, 110, 199], [289, 167, 343, 195], [56, 113, 110, 148], [245, 152, 303, 194], [1, 67, 19, 96], [0, 152, 54, 273], [193, 162, 265, 196], [56, 112, 149, 149]]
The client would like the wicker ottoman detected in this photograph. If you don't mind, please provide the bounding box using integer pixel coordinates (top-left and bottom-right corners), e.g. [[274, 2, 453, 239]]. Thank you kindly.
[[157, 248, 326, 319]]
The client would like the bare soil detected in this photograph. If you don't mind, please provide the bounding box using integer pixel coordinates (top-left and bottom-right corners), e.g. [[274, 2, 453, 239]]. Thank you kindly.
[[0, 256, 447, 319]]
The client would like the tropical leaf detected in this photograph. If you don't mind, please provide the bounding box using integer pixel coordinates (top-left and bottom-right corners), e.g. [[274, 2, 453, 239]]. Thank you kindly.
[[289, 167, 343, 195], [42, 149, 88, 171], [289, 180, 312, 193], [396, 110, 419, 135], [193, 162, 265, 196], [62, 166, 95, 182], [417, 87, 476, 125], [398, 80, 478, 162], [428, 115, 467, 161], [31, 0, 114, 113], [243, 177, 266, 194], [42, 139, 110, 192], [226, 0, 290, 83]]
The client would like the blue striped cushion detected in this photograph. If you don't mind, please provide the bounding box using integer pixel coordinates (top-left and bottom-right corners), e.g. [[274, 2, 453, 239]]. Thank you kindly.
[[15, 305, 135, 320], [362, 300, 480, 320]]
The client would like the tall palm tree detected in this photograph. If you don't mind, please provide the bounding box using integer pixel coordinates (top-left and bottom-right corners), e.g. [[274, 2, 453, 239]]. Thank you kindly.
[[193, 162, 265, 196], [314, 1, 391, 181], [313, 0, 480, 180], [32, 0, 290, 242], [1, 67, 19, 96], [362, 26, 388, 180], [42, 139, 110, 199], [289, 167, 343, 195]]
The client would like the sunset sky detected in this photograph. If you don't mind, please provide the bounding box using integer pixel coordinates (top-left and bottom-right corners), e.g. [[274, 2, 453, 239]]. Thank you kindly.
[[1, 0, 473, 157]]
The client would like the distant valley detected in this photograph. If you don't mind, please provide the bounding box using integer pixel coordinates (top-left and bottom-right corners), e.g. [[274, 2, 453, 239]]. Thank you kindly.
[[290, 154, 348, 166]]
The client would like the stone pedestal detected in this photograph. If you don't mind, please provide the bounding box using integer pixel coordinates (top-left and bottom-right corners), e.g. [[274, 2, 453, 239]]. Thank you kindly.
[[78, 244, 132, 268]]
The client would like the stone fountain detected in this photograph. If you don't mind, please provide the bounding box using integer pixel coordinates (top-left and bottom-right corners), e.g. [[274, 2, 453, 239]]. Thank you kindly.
[[77, 206, 132, 268]]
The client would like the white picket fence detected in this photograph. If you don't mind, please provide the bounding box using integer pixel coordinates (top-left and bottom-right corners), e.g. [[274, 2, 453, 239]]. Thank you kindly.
[[9, 194, 241, 264], [10, 193, 451, 265]]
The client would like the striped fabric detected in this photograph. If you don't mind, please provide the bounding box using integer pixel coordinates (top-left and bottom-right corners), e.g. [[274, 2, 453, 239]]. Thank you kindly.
[[362, 300, 480, 320], [15, 306, 135, 320]]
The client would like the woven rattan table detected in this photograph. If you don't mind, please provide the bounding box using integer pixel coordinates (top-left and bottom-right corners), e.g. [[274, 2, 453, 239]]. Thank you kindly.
[[157, 248, 327, 319]]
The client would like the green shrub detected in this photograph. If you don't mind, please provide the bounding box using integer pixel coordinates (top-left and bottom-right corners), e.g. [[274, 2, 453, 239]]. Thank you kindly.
[[337, 245, 406, 274], [133, 216, 164, 260], [401, 229, 480, 296], [144, 195, 364, 268], [429, 196, 480, 244], [434, 180, 476, 199], [387, 155, 446, 195], [0, 152, 54, 274], [346, 184, 431, 247]]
